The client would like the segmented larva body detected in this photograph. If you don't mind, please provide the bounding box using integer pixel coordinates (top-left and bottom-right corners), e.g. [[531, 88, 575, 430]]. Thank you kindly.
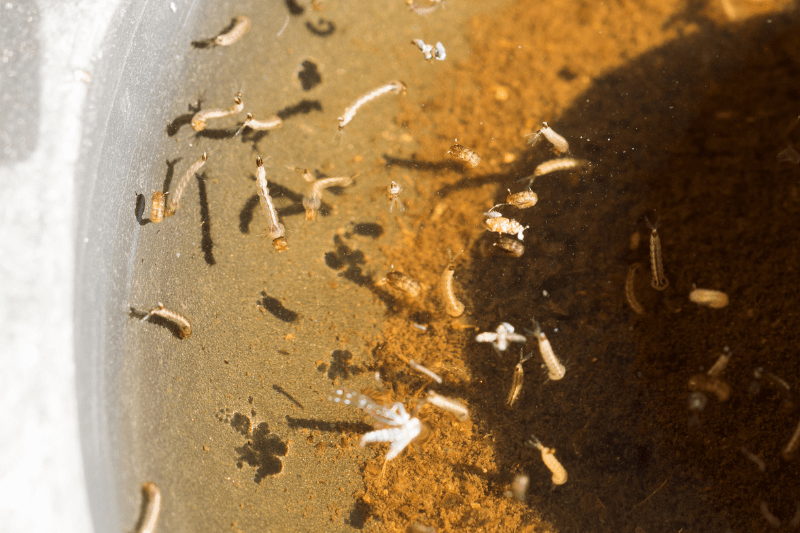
[[136, 482, 161, 533], [506, 360, 525, 409], [142, 302, 192, 339], [237, 112, 282, 135], [191, 92, 244, 131], [254, 156, 288, 250], [783, 417, 800, 460], [165, 152, 207, 217], [494, 235, 525, 257], [425, 391, 469, 422], [645, 217, 669, 290], [625, 263, 645, 315], [517, 158, 591, 186], [688, 374, 731, 402], [303, 175, 355, 220], [689, 289, 729, 309], [150, 191, 165, 223], [506, 190, 538, 209], [440, 262, 465, 317], [525, 122, 569, 154], [528, 438, 568, 485], [213, 16, 250, 46], [447, 143, 481, 167], [484, 211, 528, 241], [338, 80, 406, 130], [533, 322, 565, 380], [380, 270, 422, 298]]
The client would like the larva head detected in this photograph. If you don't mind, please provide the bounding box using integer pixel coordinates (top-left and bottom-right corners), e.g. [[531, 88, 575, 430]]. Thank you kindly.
[[256, 155, 263, 167], [201, 151, 208, 162], [246, 113, 254, 121]]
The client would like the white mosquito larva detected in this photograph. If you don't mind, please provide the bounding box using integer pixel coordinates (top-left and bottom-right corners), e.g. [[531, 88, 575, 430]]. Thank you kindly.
[[526, 437, 568, 485], [532, 320, 565, 380], [191, 92, 244, 131], [707, 347, 731, 378], [136, 482, 161, 533], [379, 270, 422, 298], [412, 39, 434, 61], [506, 189, 538, 209], [777, 145, 800, 164], [303, 175, 355, 220], [760, 501, 782, 528], [510, 474, 529, 502], [213, 16, 250, 46], [493, 235, 525, 257], [165, 152, 208, 217], [447, 141, 482, 167], [739, 447, 766, 472], [434, 42, 446, 61], [236, 112, 282, 135], [644, 216, 669, 290], [625, 263, 646, 315], [387, 181, 404, 212], [475, 322, 526, 354], [425, 391, 469, 422], [150, 191, 165, 223], [484, 209, 528, 241], [141, 302, 192, 339], [517, 158, 591, 186], [524, 122, 569, 154], [254, 156, 287, 249], [688, 374, 731, 402], [689, 288, 729, 309], [440, 258, 465, 318], [337, 80, 407, 130], [406, 359, 442, 384], [783, 417, 800, 460]]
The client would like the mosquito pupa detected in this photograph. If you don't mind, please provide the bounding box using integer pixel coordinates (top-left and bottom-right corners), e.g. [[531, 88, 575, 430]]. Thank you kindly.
[[387, 181, 404, 212], [484, 209, 528, 241], [526, 436, 568, 485], [447, 141, 481, 167], [440, 254, 465, 318], [493, 235, 525, 257], [255, 156, 288, 251], [141, 302, 192, 339], [532, 319, 565, 380], [191, 92, 244, 131], [525, 122, 569, 154], [507, 349, 533, 409], [644, 216, 669, 290], [165, 152, 208, 218], [783, 417, 800, 460], [150, 191, 165, 223], [338, 80, 406, 131], [235, 112, 282, 135], [625, 263, 646, 315], [302, 175, 355, 220], [506, 189, 538, 209], [213, 16, 250, 46], [377, 270, 422, 298], [688, 374, 731, 402], [425, 391, 469, 422], [135, 482, 161, 533], [689, 288, 729, 309], [510, 474, 529, 502]]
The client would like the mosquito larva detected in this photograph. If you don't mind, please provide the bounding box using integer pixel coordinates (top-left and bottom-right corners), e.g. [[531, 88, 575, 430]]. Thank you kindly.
[[526, 436, 568, 485], [141, 302, 192, 339], [387, 181, 404, 212], [165, 152, 208, 217], [136, 482, 161, 533], [378, 270, 422, 298], [507, 350, 533, 409], [191, 92, 244, 131], [506, 189, 538, 209], [447, 141, 481, 167], [213, 16, 250, 46], [337, 80, 406, 131], [235, 112, 282, 135], [739, 446, 766, 472], [407, 359, 442, 384], [625, 263, 645, 315], [484, 209, 528, 241], [524, 122, 569, 154], [510, 474, 529, 502], [493, 235, 525, 257], [532, 319, 565, 381], [150, 191, 165, 223], [783, 417, 800, 460], [440, 257, 465, 318], [255, 156, 288, 251], [760, 501, 781, 528], [689, 288, 729, 309], [302, 175, 355, 220], [425, 391, 469, 422], [688, 373, 731, 402], [644, 216, 669, 290]]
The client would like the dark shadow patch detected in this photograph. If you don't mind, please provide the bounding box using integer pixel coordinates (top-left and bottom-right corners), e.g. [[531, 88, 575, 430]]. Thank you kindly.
[[230, 412, 252, 436], [239, 194, 260, 234], [196, 174, 216, 266], [276, 99, 323, 120], [258, 292, 299, 323], [306, 18, 335, 37], [351, 222, 383, 238], [297, 60, 322, 91], [130, 306, 187, 340], [327, 350, 363, 380], [234, 421, 288, 482], [273, 384, 305, 410], [166, 99, 202, 136], [286, 415, 372, 434], [557, 66, 577, 81], [241, 129, 270, 151], [193, 126, 239, 140], [383, 153, 465, 173], [324, 235, 397, 309], [284, 0, 305, 15], [346, 498, 371, 529], [134, 193, 147, 225], [162, 157, 182, 193]]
